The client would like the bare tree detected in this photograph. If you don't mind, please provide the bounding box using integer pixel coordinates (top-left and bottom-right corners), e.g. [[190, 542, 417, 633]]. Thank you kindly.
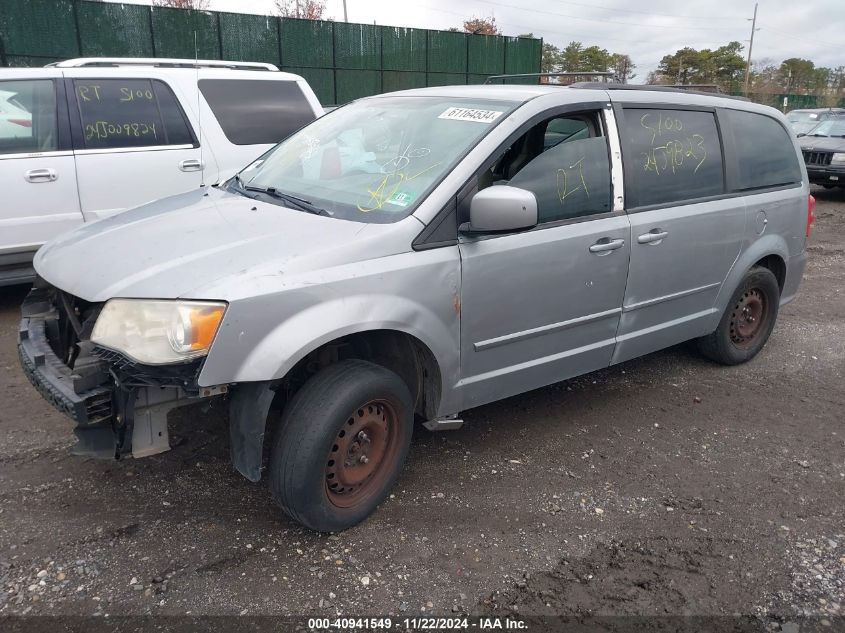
[[462, 16, 500, 35], [610, 53, 636, 84], [152, 0, 210, 9], [275, 0, 327, 19]]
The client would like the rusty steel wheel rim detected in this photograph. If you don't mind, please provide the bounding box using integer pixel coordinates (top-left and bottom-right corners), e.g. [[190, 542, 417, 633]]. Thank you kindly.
[[325, 400, 399, 508], [729, 288, 767, 349]]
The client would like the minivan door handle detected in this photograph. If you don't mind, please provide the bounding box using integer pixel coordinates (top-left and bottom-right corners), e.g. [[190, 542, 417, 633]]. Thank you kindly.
[[637, 229, 669, 244], [178, 159, 204, 172], [24, 168, 57, 183], [589, 238, 625, 255]]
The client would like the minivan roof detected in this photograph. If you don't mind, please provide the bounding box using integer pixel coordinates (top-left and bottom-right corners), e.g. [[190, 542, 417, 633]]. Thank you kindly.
[[376, 84, 762, 109]]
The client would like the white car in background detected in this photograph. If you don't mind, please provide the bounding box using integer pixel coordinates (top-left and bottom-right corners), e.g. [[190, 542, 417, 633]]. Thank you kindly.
[[0, 58, 323, 286]]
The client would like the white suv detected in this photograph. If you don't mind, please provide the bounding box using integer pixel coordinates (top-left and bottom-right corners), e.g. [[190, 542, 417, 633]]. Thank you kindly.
[[0, 58, 323, 286]]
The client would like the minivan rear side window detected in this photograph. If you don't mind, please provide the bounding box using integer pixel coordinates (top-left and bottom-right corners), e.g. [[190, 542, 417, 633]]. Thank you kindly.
[[73, 79, 195, 150], [623, 108, 724, 208], [0, 79, 57, 155], [721, 109, 802, 191], [198, 79, 315, 146]]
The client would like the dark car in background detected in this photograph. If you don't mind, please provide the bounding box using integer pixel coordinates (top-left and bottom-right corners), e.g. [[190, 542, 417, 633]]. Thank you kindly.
[[786, 107, 845, 136], [799, 117, 845, 189]]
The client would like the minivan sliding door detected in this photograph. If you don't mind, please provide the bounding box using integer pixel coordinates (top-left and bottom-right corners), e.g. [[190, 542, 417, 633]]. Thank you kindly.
[[611, 104, 743, 364]]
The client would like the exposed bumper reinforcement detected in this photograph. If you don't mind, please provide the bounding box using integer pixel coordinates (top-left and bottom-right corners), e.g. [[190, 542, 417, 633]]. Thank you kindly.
[[17, 316, 112, 426]]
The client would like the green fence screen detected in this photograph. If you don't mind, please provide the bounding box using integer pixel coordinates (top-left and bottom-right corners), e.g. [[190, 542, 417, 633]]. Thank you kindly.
[[0, 0, 542, 105]]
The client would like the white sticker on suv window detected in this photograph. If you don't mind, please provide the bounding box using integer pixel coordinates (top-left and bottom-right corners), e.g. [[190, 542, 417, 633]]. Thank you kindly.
[[438, 107, 504, 123]]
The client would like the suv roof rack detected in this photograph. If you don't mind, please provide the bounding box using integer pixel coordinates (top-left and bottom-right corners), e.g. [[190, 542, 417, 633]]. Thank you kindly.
[[484, 72, 617, 84], [47, 58, 278, 71], [568, 82, 750, 102]]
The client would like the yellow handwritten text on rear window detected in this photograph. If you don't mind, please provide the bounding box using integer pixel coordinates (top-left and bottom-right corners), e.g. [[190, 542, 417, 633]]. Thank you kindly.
[[639, 112, 707, 175]]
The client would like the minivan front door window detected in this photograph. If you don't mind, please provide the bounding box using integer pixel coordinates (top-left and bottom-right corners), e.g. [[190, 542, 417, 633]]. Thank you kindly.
[[508, 135, 611, 223], [474, 113, 611, 223]]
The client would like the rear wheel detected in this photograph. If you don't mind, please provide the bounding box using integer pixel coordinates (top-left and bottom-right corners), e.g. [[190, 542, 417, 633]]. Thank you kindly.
[[269, 360, 413, 532], [696, 266, 780, 365]]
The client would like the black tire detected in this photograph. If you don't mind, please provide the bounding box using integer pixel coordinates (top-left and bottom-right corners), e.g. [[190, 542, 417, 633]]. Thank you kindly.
[[269, 359, 413, 532], [696, 266, 780, 365]]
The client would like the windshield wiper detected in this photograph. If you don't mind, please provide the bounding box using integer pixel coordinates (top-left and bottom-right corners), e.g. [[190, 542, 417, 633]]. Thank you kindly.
[[233, 174, 332, 216]]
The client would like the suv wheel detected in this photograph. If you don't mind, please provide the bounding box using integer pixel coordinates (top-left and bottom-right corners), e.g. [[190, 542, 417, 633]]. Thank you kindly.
[[697, 266, 780, 365], [269, 360, 413, 532]]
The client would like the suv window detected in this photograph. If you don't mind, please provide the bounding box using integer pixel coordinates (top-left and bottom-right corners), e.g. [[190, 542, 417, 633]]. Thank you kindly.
[[623, 108, 724, 208], [73, 79, 194, 150], [723, 109, 802, 190], [0, 79, 57, 155], [199, 79, 315, 146], [479, 114, 611, 223]]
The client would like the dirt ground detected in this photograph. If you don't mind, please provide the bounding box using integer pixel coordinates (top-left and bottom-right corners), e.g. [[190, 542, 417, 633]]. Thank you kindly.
[[0, 189, 843, 624]]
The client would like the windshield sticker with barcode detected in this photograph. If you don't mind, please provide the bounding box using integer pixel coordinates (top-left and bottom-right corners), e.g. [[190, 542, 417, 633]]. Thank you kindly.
[[438, 107, 504, 123]]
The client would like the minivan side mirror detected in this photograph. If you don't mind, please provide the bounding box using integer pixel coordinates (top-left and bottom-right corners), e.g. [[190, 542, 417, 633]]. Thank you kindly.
[[462, 185, 538, 233]]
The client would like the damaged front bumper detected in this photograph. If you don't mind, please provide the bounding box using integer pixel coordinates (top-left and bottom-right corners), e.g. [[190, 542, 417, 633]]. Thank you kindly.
[[17, 284, 215, 459]]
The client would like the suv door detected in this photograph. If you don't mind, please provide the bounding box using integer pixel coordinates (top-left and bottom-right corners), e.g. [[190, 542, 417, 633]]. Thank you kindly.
[[458, 107, 630, 410], [0, 76, 79, 281], [611, 104, 743, 363], [66, 77, 203, 220]]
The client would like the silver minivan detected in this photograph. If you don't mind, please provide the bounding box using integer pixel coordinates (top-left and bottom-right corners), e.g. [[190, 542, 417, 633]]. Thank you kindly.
[[18, 83, 813, 532]]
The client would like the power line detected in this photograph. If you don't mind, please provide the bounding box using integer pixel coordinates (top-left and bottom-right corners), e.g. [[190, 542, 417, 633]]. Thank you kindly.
[[416, 3, 736, 48], [469, 0, 745, 33], [757, 25, 840, 51], [484, 0, 745, 22]]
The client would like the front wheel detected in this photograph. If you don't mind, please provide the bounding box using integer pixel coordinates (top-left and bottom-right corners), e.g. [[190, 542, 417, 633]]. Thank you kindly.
[[269, 360, 413, 532], [696, 266, 780, 365]]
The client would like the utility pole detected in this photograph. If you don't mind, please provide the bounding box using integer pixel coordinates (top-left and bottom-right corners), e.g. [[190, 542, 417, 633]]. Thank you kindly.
[[743, 2, 758, 96], [677, 56, 683, 84], [343, 0, 348, 22]]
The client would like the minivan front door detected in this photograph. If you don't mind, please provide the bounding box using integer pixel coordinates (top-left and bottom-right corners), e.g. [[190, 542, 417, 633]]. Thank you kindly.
[[457, 112, 630, 410], [0, 77, 80, 283], [612, 105, 744, 363]]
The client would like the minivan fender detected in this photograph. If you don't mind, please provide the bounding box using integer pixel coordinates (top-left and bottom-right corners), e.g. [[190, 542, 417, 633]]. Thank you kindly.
[[208, 293, 457, 388], [215, 293, 459, 482]]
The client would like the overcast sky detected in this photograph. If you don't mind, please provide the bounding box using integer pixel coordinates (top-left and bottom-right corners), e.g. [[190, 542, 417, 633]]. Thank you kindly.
[[115, 0, 845, 81]]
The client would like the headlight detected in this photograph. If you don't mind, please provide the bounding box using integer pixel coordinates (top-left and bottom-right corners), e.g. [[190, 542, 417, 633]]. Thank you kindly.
[[91, 299, 226, 365], [831, 153, 845, 165]]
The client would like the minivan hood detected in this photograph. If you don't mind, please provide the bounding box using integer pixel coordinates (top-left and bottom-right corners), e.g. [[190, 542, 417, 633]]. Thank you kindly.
[[34, 187, 388, 302], [798, 137, 845, 152]]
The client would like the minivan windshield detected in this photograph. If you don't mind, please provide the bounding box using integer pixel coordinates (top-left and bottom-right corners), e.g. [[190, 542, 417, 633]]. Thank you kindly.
[[804, 118, 845, 138], [232, 96, 519, 223]]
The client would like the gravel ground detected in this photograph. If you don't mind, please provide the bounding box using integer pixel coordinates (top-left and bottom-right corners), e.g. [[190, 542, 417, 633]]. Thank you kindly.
[[0, 188, 843, 623]]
